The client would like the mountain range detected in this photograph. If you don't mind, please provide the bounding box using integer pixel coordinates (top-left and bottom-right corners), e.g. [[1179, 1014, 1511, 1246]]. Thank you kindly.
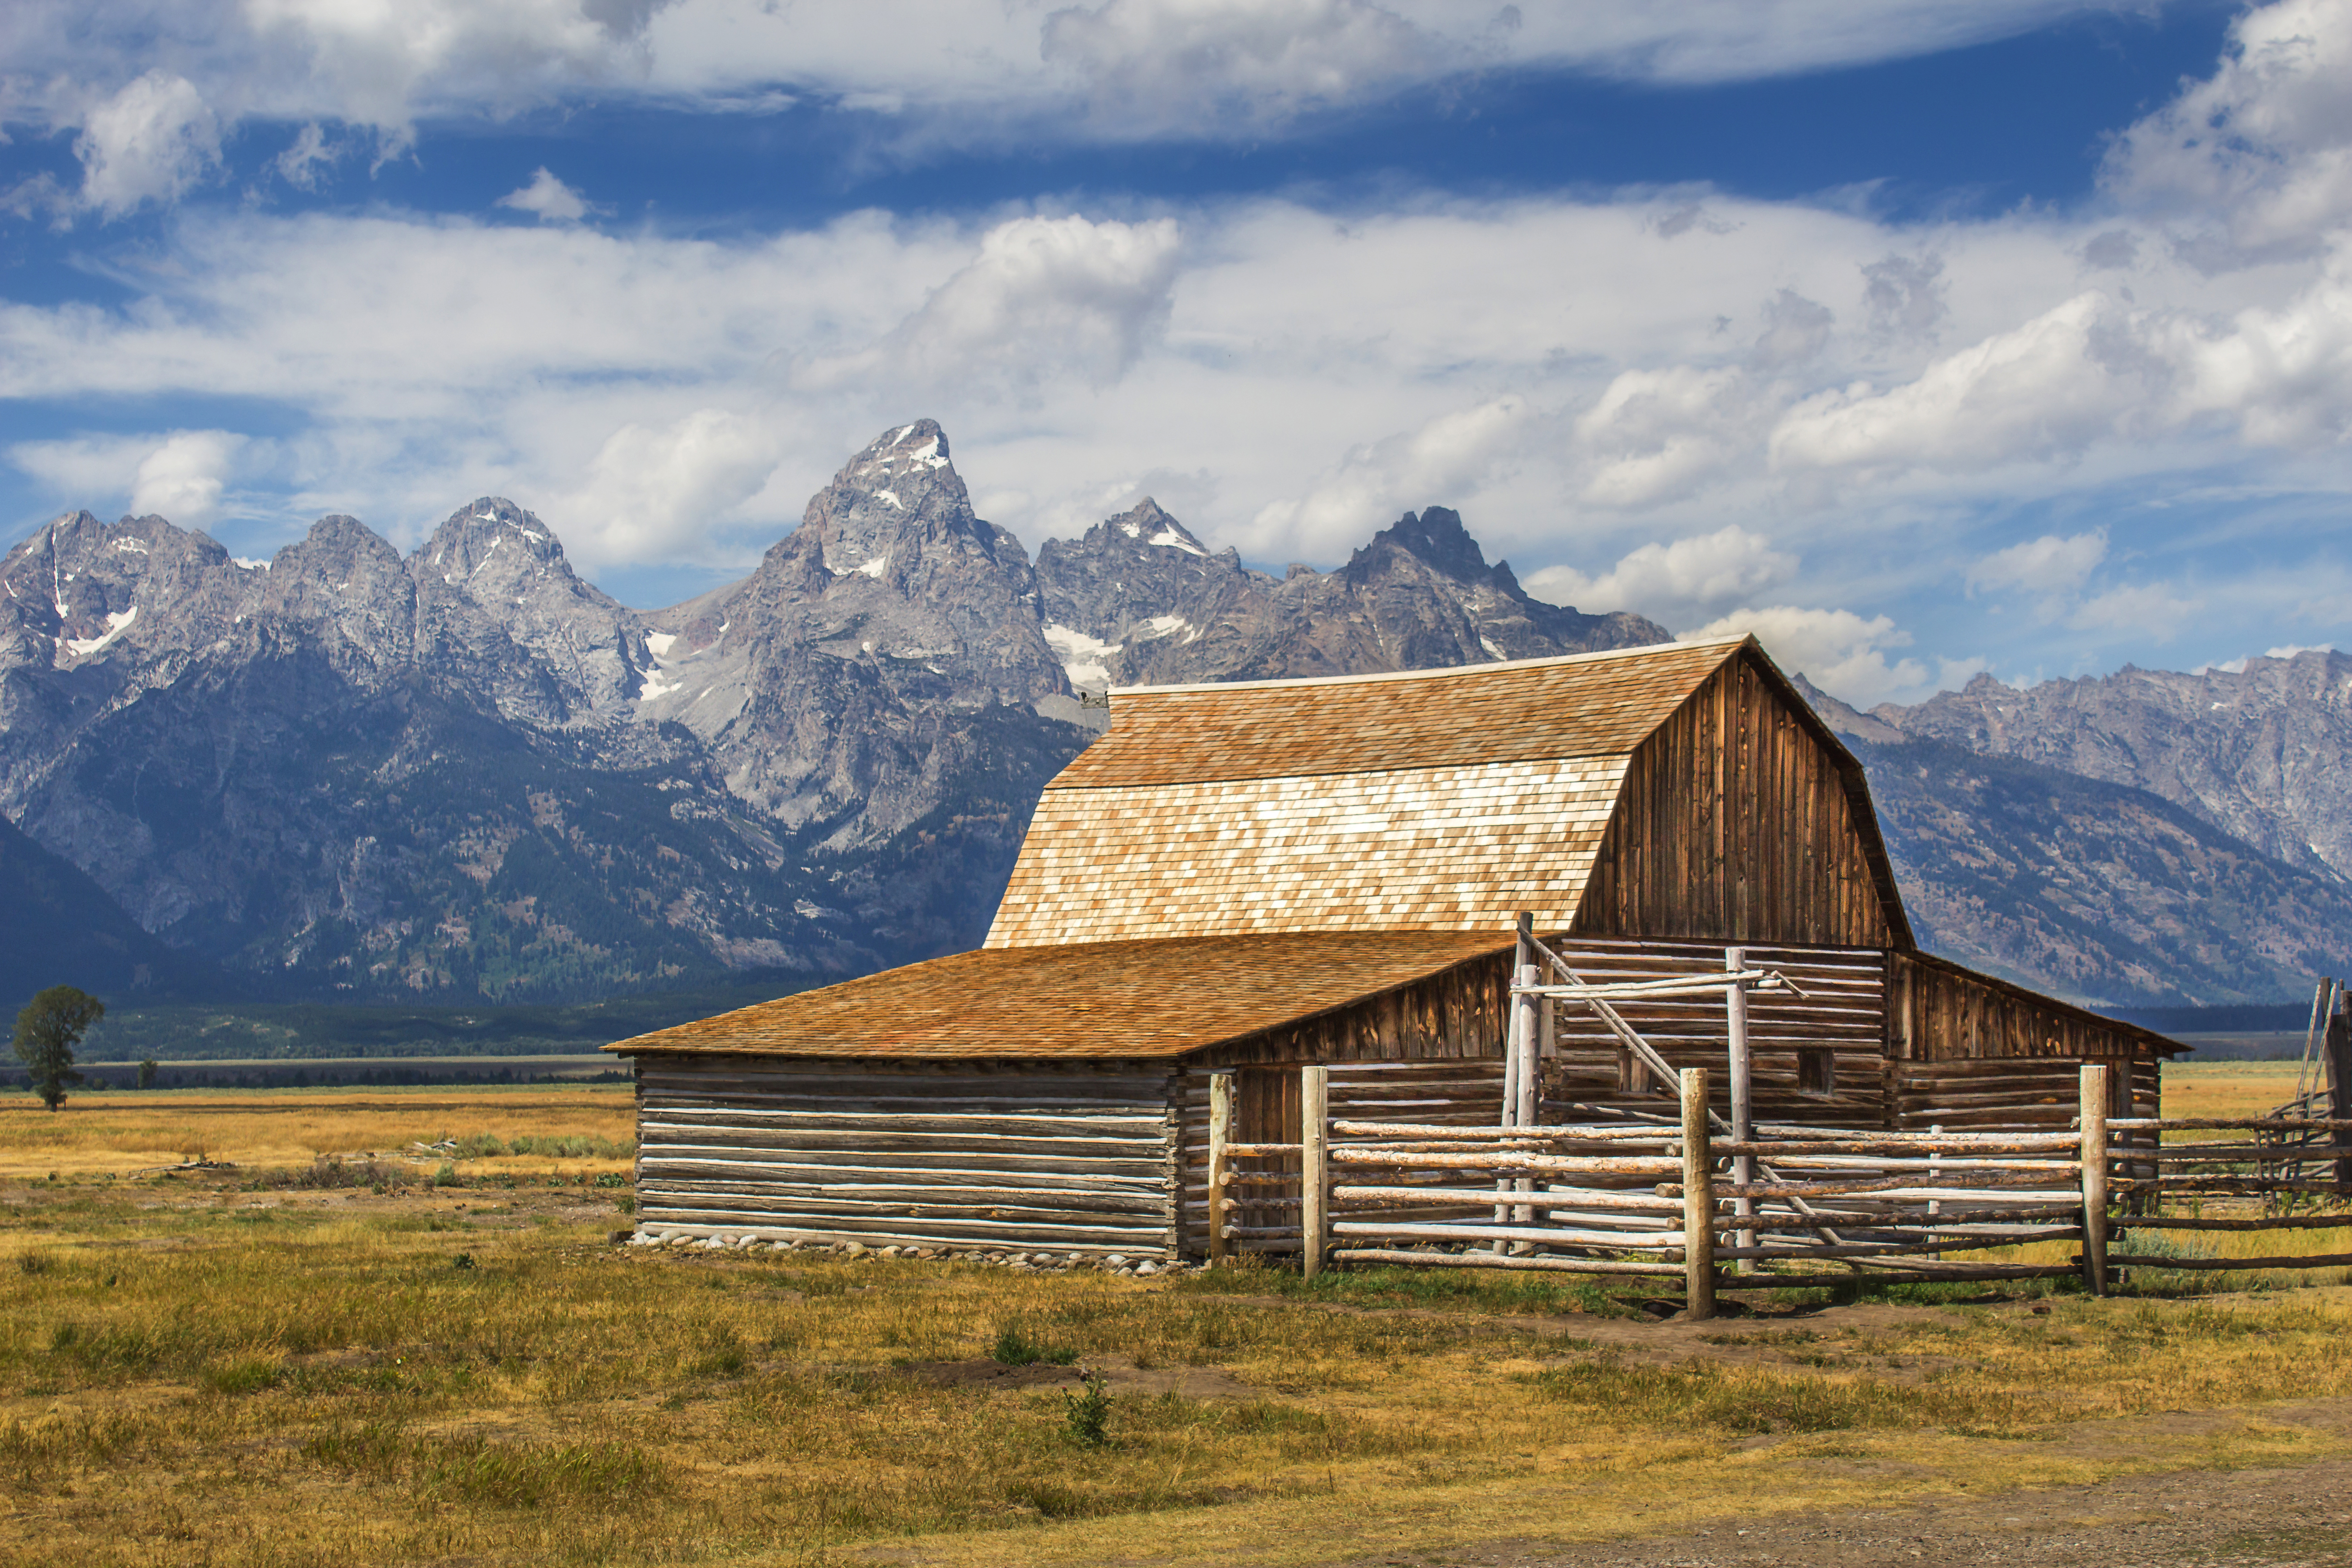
[[6, 416, 2347, 1017], [0, 421, 1661, 1010]]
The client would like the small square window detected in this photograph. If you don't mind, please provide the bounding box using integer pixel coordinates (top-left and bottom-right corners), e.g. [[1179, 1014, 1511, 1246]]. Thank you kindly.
[[1616, 1044, 1660, 1097], [1798, 1048, 1836, 1098]]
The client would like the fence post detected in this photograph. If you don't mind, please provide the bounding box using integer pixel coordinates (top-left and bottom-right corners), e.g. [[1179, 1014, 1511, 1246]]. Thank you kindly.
[[1681, 1067, 1715, 1321], [1207, 1071, 1234, 1269], [1512, 962, 1540, 1232], [2079, 1064, 2109, 1297], [1302, 1065, 1329, 1281], [1724, 947, 1754, 1271]]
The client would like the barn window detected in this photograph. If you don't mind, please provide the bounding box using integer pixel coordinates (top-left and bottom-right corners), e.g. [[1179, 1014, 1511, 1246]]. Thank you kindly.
[[1798, 1048, 1836, 1098], [1616, 1044, 1660, 1096]]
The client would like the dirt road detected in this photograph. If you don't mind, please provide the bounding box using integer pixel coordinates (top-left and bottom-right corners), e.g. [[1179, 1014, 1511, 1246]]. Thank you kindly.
[[1387, 1457, 2352, 1568]]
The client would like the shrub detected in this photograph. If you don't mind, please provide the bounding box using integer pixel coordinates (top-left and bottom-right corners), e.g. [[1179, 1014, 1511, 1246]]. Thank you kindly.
[[1063, 1367, 1111, 1446]]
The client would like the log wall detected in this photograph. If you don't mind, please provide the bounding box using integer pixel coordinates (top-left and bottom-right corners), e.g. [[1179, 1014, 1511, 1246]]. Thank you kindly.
[[1174, 1059, 1507, 1256], [1574, 653, 1901, 948], [1536, 939, 1890, 1129], [633, 1055, 1180, 1258]]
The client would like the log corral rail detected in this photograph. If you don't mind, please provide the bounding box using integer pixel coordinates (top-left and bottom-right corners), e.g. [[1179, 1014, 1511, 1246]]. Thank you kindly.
[[1207, 1063, 2352, 1318]]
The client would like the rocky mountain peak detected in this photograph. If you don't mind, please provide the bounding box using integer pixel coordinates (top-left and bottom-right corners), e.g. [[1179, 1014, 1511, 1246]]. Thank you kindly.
[[417, 498, 570, 587], [801, 418, 990, 579], [0, 509, 244, 665], [1342, 506, 1504, 589], [1102, 497, 1212, 557]]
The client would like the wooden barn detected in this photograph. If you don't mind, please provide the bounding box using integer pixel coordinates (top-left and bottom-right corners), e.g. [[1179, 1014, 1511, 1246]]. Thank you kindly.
[[607, 635, 2182, 1259]]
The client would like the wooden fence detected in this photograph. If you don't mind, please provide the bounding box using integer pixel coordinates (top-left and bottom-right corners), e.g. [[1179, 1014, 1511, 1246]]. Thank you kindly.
[[1205, 1063, 2352, 1318]]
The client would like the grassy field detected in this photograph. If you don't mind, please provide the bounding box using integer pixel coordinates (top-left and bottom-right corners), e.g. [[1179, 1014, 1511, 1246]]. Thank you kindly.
[[0, 1085, 635, 1180], [5, 1065, 2352, 1567]]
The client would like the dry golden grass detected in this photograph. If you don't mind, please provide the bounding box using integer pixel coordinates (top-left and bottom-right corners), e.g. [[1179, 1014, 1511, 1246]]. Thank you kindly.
[[8, 1159, 2352, 1568], [4, 1071, 2352, 1565], [2161, 1060, 2309, 1123], [0, 1084, 635, 1179]]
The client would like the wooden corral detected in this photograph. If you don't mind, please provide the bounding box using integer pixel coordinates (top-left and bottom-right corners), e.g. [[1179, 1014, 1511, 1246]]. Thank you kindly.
[[610, 634, 2183, 1259]]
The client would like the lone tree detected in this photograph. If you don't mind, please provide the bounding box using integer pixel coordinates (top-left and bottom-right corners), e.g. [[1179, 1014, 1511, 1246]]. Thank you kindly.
[[14, 986, 104, 1112]]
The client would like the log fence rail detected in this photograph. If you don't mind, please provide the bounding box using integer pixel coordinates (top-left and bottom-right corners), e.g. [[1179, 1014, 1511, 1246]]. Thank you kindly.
[[1204, 1059, 2352, 1318]]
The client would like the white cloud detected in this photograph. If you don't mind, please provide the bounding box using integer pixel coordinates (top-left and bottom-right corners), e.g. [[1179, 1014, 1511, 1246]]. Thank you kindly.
[[1749, 288, 1835, 370], [803, 214, 1182, 397], [558, 407, 783, 565], [74, 72, 221, 219], [0, 0, 2141, 182], [2101, 0, 2352, 269], [130, 431, 247, 527], [1524, 525, 1796, 630], [8, 429, 245, 528], [1250, 396, 1534, 560], [2067, 581, 2201, 638], [1573, 366, 1770, 509], [1966, 529, 2107, 597], [497, 167, 594, 223], [1681, 605, 1941, 707], [1040, 0, 1440, 133], [1769, 293, 2138, 475], [272, 122, 341, 190]]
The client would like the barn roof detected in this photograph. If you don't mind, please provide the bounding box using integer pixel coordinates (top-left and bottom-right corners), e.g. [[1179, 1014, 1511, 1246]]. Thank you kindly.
[[987, 635, 1792, 947], [603, 931, 1508, 1059]]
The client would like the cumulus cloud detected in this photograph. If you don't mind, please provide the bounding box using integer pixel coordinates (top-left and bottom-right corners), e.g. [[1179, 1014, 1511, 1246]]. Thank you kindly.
[[804, 215, 1181, 394], [497, 167, 595, 223], [8, 429, 246, 527], [1967, 529, 2107, 603], [1250, 396, 1534, 560], [559, 407, 783, 564], [75, 72, 222, 219], [130, 431, 248, 527], [2101, 0, 2352, 269], [1682, 605, 1947, 707], [1769, 294, 2139, 474], [1573, 366, 1771, 509], [1523, 525, 1797, 629]]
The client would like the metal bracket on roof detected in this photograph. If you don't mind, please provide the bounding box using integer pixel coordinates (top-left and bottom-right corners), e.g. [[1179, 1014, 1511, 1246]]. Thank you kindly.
[[1078, 689, 1111, 709]]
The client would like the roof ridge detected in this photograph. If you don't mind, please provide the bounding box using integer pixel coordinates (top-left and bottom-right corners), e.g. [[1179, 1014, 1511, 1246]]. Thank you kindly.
[[1108, 634, 1749, 698]]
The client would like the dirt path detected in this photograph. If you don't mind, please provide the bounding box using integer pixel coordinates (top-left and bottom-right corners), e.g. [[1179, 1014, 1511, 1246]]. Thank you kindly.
[[1396, 1455, 2352, 1567]]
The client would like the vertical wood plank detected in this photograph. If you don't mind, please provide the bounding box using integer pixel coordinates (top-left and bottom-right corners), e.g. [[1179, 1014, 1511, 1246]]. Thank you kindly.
[[1208, 1071, 1234, 1268], [1681, 1067, 1715, 1321], [2080, 1063, 2109, 1296], [1301, 1064, 1329, 1280]]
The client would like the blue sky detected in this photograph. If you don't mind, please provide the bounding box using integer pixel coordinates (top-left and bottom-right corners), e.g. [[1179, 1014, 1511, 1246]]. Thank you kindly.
[[4, 0, 2349, 705]]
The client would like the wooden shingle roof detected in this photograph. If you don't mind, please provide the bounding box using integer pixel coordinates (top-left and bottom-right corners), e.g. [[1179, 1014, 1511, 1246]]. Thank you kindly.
[[603, 931, 1509, 1059], [1051, 636, 1746, 788], [986, 637, 1749, 948]]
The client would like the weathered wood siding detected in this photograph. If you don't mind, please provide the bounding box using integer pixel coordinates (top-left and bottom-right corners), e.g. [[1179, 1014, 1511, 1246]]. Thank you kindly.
[[1574, 653, 1897, 948], [1192, 951, 1511, 1067], [1172, 1059, 1508, 1256], [1536, 940, 1889, 1129], [1884, 951, 2168, 1131], [633, 1056, 1179, 1258]]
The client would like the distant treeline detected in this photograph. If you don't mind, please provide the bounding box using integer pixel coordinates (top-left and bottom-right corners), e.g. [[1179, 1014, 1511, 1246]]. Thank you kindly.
[[2102, 1002, 2320, 1035], [0, 1058, 633, 1090], [58, 974, 816, 1063]]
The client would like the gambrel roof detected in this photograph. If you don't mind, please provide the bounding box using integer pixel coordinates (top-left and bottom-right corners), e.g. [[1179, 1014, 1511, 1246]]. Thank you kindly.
[[986, 635, 1907, 949], [613, 637, 1925, 1063]]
